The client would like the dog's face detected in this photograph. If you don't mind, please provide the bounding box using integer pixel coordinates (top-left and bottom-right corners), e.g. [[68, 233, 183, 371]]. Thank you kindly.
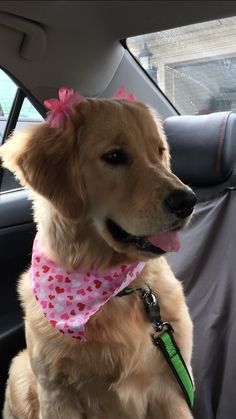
[[0, 99, 196, 260]]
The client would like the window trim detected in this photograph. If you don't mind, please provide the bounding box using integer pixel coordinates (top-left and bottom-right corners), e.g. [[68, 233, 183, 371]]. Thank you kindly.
[[2, 87, 25, 143]]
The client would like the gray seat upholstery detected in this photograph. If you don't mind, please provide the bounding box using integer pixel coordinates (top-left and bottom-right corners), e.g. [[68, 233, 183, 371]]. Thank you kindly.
[[165, 112, 236, 200], [164, 112, 236, 419]]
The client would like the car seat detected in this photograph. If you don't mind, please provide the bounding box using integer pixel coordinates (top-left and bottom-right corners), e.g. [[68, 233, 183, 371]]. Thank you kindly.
[[165, 111, 236, 419]]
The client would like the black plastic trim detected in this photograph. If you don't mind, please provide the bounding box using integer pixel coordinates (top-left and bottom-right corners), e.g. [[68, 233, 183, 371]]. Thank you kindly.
[[3, 87, 25, 142], [0, 189, 33, 228]]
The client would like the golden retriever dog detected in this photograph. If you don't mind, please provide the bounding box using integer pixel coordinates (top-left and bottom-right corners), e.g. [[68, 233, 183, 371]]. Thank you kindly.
[[1, 94, 196, 419]]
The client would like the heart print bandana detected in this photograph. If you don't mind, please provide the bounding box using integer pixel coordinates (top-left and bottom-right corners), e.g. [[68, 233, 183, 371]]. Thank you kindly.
[[30, 236, 145, 341]]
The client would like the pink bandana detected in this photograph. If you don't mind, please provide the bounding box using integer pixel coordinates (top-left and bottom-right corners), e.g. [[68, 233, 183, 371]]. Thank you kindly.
[[30, 237, 145, 341]]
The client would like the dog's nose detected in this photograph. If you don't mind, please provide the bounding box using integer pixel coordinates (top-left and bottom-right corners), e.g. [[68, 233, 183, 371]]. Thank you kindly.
[[165, 189, 197, 218]]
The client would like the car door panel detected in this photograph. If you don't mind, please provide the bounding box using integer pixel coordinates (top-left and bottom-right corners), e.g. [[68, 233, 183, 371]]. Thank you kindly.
[[0, 189, 35, 411]]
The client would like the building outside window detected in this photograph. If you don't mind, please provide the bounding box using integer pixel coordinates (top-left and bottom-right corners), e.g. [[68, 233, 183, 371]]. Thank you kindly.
[[127, 16, 236, 115]]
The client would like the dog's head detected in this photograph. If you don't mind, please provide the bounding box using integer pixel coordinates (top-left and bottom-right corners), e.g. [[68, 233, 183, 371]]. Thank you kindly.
[[0, 98, 196, 261]]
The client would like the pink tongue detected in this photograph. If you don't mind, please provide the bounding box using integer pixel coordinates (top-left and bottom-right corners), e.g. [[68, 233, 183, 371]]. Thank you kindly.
[[147, 230, 180, 252]]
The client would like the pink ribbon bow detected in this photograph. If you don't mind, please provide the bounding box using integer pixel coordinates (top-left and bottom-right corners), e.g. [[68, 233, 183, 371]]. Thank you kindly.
[[44, 87, 83, 128], [114, 85, 136, 102]]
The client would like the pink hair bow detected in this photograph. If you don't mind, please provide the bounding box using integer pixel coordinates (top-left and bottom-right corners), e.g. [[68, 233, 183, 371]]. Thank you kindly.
[[44, 87, 83, 128], [114, 85, 136, 102]]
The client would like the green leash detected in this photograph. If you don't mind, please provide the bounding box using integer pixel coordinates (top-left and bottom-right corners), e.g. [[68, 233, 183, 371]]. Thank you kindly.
[[152, 326, 194, 410], [117, 286, 195, 410]]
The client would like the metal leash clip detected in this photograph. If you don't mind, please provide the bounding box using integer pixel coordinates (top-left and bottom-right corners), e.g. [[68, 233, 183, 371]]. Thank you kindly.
[[142, 285, 162, 327], [142, 285, 174, 334], [142, 284, 158, 304]]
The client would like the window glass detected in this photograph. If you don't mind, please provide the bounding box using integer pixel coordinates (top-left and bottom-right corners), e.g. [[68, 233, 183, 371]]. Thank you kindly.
[[15, 98, 43, 132], [0, 69, 17, 141], [0, 71, 44, 193], [127, 16, 236, 115]]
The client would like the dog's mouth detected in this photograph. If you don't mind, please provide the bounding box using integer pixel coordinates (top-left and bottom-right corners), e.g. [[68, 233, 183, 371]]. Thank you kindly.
[[106, 218, 180, 255]]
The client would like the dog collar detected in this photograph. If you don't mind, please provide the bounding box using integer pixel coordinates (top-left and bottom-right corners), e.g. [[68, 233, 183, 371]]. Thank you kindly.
[[30, 236, 145, 340]]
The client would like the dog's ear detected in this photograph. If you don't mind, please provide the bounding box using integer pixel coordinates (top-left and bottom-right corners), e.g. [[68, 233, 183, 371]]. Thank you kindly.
[[0, 113, 86, 219], [145, 104, 171, 170]]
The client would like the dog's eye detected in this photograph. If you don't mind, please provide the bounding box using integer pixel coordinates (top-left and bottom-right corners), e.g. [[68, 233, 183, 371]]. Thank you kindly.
[[101, 149, 128, 166]]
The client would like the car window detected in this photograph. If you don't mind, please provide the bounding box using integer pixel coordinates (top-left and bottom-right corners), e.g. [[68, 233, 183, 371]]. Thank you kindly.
[[127, 16, 236, 115], [0, 69, 17, 141], [0, 69, 44, 193], [16, 98, 43, 132]]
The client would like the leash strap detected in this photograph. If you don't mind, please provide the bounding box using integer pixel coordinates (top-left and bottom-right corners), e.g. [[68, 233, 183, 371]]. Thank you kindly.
[[152, 329, 195, 410], [117, 285, 195, 411], [117, 287, 136, 297]]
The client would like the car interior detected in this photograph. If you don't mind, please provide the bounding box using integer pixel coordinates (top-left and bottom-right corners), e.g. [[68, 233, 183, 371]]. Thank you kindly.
[[1, 1, 236, 418]]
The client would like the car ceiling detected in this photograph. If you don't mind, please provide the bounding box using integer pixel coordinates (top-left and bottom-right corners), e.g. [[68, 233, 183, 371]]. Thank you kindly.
[[0, 1, 236, 101]]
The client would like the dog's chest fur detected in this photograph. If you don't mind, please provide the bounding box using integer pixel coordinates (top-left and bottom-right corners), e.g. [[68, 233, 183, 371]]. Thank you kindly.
[[19, 257, 191, 417]]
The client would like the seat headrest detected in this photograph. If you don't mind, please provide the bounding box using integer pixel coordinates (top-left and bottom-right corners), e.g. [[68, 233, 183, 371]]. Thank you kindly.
[[164, 112, 236, 187]]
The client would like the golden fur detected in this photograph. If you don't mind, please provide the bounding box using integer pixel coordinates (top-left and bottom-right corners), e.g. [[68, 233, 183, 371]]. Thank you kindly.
[[1, 99, 193, 418]]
